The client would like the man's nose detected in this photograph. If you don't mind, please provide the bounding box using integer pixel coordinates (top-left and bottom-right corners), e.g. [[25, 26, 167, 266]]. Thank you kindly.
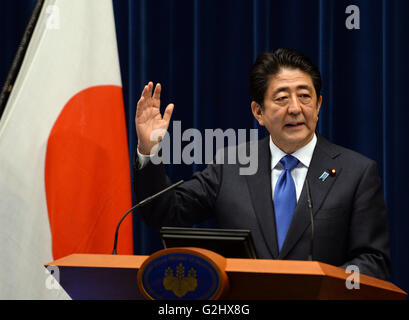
[[287, 95, 302, 114]]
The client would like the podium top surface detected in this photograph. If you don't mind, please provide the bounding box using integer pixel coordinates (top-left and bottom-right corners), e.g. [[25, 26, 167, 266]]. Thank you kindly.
[[47, 253, 149, 269], [46, 253, 332, 273]]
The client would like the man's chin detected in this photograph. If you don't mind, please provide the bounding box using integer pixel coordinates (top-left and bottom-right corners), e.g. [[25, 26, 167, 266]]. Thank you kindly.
[[284, 130, 309, 141], [281, 133, 314, 151]]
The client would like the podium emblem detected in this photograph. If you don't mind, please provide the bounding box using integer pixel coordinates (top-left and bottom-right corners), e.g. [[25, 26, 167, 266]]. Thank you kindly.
[[137, 248, 228, 300]]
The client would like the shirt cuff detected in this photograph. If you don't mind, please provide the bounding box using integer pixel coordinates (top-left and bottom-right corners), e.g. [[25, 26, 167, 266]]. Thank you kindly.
[[136, 147, 153, 169]]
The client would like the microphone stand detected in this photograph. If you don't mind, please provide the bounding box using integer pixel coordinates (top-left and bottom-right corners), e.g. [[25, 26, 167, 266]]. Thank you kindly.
[[112, 180, 184, 255]]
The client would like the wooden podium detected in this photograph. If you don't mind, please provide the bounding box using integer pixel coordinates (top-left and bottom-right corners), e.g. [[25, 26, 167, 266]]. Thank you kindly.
[[46, 248, 407, 300]]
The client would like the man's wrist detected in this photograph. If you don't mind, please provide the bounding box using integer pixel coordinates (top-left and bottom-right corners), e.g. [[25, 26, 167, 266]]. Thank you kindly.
[[136, 146, 153, 169]]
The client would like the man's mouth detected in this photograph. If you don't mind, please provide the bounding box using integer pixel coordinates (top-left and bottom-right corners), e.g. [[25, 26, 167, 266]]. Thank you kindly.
[[285, 122, 305, 128]]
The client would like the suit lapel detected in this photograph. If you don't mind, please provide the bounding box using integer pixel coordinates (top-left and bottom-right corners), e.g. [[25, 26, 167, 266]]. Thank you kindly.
[[278, 135, 342, 260], [245, 136, 279, 258]]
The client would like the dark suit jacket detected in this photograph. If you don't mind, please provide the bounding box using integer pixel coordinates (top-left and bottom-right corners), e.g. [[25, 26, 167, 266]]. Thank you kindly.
[[134, 134, 391, 280]]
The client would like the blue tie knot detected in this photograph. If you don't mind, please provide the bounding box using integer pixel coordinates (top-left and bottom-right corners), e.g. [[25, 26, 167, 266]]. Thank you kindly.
[[280, 155, 299, 171]]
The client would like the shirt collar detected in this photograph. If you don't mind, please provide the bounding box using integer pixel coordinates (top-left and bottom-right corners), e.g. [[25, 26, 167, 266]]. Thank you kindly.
[[270, 134, 317, 169]]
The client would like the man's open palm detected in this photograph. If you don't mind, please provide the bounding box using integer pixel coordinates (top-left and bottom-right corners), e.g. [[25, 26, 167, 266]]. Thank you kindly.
[[135, 82, 174, 155]]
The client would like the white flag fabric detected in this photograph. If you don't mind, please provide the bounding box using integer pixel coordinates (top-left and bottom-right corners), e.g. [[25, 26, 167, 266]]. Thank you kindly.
[[0, 0, 133, 299]]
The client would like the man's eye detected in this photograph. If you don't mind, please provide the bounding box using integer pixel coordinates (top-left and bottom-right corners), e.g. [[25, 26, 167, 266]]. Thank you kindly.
[[276, 96, 287, 102], [300, 94, 311, 98]]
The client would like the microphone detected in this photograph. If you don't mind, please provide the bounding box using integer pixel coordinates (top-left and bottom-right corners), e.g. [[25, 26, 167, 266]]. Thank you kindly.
[[305, 179, 314, 261], [112, 180, 184, 255]]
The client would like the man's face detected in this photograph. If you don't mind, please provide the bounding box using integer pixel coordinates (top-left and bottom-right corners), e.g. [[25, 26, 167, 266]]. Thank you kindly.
[[251, 68, 322, 154]]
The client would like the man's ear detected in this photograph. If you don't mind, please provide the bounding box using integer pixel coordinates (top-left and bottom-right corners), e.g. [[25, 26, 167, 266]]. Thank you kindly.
[[317, 95, 322, 115], [251, 101, 264, 126]]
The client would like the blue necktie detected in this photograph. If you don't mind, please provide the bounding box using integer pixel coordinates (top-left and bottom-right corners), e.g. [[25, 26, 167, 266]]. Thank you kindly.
[[274, 155, 299, 252]]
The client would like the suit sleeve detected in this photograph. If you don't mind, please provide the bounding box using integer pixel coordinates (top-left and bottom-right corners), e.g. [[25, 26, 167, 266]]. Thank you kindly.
[[339, 161, 392, 280], [133, 153, 222, 228]]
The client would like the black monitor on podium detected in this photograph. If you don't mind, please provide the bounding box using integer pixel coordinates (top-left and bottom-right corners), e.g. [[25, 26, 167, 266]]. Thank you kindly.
[[160, 227, 258, 259]]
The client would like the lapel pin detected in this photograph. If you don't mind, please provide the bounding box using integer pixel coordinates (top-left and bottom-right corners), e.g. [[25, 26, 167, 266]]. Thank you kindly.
[[318, 169, 337, 181], [318, 171, 329, 181]]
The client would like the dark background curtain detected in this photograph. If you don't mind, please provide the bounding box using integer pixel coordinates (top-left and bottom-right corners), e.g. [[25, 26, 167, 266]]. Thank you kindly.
[[1, 0, 408, 295]]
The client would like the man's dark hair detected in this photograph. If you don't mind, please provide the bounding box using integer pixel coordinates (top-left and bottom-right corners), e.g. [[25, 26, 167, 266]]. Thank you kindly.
[[249, 48, 322, 108]]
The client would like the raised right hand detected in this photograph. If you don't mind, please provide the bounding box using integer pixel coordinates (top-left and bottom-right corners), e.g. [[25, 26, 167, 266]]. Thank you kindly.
[[135, 82, 174, 155]]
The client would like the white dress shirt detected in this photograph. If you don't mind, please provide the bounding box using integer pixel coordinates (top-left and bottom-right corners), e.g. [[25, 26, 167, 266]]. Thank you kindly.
[[270, 134, 317, 202]]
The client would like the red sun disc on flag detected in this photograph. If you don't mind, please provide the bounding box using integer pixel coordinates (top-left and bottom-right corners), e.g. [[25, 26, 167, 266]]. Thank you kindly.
[[45, 85, 133, 259]]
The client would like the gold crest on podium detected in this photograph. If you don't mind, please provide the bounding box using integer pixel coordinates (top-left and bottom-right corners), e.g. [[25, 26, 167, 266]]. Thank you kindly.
[[163, 262, 197, 298]]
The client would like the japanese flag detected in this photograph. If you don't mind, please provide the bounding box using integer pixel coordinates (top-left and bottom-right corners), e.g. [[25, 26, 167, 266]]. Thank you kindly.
[[0, 0, 133, 299]]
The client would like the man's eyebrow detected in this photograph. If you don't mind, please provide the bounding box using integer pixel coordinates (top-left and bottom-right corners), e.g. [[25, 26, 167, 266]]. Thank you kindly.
[[271, 84, 312, 96], [296, 84, 313, 91], [272, 87, 290, 96]]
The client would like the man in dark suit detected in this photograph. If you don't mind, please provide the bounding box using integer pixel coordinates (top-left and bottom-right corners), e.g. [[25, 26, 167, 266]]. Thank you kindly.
[[133, 48, 391, 280]]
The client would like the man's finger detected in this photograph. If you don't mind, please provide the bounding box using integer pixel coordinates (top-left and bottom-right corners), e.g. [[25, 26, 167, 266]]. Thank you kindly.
[[153, 83, 161, 101], [136, 96, 145, 113], [147, 81, 154, 96], [140, 85, 148, 101], [163, 103, 174, 123], [142, 82, 153, 100]]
